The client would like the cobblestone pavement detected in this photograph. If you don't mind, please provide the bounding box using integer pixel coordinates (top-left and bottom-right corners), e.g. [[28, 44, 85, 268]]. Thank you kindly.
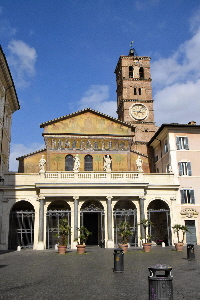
[[0, 245, 200, 300]]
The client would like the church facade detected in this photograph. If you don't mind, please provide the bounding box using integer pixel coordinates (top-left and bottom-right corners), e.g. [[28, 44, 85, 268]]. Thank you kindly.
[[0, 48, 198, 250]]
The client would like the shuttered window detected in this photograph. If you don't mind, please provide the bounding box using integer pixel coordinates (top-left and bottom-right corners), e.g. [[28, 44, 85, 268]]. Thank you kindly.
[[179, 162, 192, 176], [176, 136, 189, 150], [181, 189, 195, 204]]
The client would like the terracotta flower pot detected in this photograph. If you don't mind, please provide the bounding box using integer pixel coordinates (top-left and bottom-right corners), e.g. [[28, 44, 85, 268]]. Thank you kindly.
[[118, 243, 128, 253], [142, 243, 152, 252], [58, 245, 67, 254], [76, 244, 86, 254], [175, 242, 184, 251]]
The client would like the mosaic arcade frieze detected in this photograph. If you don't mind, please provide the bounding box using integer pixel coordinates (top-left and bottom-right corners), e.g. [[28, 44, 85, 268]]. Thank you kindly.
[[45, 137, 131, 152]]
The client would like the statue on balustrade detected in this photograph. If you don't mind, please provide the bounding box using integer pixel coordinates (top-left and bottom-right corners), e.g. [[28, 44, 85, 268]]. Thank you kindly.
[[39, 155, 46, 172], [136, 155, 143, 172], [73, 154, 80, 172], [104, 155, 112, 172]]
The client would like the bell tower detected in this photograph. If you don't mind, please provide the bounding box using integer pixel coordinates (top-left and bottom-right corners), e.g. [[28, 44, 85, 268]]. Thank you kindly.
[[115, 44, 156, 144]]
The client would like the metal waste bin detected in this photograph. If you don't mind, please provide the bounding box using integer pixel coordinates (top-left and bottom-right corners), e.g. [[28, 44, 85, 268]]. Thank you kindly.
[[148, 264, 173, 300], [113, 248, 124, 272], [187, 244, 195, 260]]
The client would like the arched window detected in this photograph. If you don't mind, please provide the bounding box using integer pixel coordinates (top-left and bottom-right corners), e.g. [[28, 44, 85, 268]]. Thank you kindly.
[[139, 67, 144, 79], [129, 66, 133, 78], [138, 88, 141, 95], [134, 88, 137, 95], [65, 155, 74, 171], [84, 155, 93, 171]]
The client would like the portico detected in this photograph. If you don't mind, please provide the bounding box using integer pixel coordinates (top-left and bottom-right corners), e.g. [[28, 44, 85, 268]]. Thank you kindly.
[[0, 170, 178, 250]]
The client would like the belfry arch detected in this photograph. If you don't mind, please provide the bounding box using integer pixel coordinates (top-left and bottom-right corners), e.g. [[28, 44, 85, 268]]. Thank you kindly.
[[147, 199, 171, 246], [113, 200, 137, 247], [9, 201, 35, 250], [46, 200, 71, 249]]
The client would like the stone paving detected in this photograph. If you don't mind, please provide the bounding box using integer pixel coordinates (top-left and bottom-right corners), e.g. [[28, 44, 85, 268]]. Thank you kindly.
[[0, 245, 200, 300]]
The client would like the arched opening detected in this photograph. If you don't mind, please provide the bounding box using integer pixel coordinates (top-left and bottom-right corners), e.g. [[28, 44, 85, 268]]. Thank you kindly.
[[9, 201, 35, 250], [65, 154, 74, 171], [84, 155, 93, 171], [46, 200, 71, 249], [113, 200, 137, 246], [80, 200, 104, 246], [139, 67, 144, 79], [147, 200, 171, 246], [129, 66, 133, 78]]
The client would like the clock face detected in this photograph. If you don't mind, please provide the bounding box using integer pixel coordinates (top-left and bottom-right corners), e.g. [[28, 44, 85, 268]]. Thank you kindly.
[[130, 104, 148, 120]]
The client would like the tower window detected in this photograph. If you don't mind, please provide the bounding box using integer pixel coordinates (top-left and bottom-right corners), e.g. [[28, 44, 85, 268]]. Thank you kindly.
[[134, 88, 137, 95], [139, 67, 144, 79], [84, 155, 93, 171], [129, 66, 133, 78], [65, 155, 74, 171], [138, 88, 141, 95]]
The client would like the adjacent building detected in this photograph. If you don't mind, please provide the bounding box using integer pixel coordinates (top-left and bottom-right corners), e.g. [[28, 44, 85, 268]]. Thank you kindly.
[[0, 46, 20, 178]]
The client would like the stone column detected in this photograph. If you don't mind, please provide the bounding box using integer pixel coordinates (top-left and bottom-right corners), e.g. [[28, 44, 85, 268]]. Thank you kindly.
[[73, 196, 79, 241], [37, 197, 45, 250], [106, 196, 114, 248], [139, 197, 145, 239]]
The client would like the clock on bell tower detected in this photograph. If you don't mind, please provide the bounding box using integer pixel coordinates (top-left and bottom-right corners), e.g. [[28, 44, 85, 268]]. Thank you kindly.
[[114, 44, 156, 143]]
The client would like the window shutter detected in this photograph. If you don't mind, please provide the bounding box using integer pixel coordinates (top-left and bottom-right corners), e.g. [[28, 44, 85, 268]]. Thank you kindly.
[[184, 137, 189, 150], [176, 137, 180, 150], [180, 190, 185, 204], [179, 162, 183, 176], [187, 162, 192, 176], [190, 190, 195, 204]]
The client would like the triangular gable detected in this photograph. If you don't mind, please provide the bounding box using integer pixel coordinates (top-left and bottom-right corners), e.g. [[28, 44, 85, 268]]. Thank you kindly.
[[40, 108, 134, 136]]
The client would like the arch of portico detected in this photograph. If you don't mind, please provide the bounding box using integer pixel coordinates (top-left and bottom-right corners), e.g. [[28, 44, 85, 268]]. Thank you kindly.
[[147, 199, 171, 246], [8, 200, 35, 250]]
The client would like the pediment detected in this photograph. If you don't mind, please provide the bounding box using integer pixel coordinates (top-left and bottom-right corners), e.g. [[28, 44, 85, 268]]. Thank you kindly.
[[40, 108, 134, 136]]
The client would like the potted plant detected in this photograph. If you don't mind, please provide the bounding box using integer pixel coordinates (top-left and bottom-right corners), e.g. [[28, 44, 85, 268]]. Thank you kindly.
[[172, 224, 189, 251], [139, 219, 154, 252], [75, 226, 92, 254], [118, 221, 133, 253], [55, 218, 71, 254]]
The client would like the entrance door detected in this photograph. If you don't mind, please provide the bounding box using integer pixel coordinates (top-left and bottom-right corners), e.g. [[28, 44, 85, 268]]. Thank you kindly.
[[80, 201, 105, 246], [185, 220, 197, 244], [83, 213, 98, 245]]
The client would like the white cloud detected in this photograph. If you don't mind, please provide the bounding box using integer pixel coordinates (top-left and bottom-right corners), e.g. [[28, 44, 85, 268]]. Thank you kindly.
[[7, 40, 37, 88], [9, 142, 45, 172], [78, 85, 117, 118], [151, 12, 200, 126]]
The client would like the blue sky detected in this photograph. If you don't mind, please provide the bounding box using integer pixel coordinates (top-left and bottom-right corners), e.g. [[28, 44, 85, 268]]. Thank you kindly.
[[0, 0, 200, 171]]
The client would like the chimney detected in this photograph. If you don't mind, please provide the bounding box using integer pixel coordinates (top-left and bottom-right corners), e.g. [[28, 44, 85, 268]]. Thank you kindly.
[[188, 121, 196, 125]]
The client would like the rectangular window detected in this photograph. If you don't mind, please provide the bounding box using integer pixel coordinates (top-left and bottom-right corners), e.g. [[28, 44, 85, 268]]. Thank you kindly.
[[176, 136, 189, 150], [181, 189, 195, 204], [179, 162, 192, 176]]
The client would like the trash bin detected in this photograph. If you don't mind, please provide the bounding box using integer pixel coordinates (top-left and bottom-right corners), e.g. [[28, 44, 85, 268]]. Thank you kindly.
[[187, 244, 195, 260], [113, 248, 124, 272], [148, 264, 173, 300]]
